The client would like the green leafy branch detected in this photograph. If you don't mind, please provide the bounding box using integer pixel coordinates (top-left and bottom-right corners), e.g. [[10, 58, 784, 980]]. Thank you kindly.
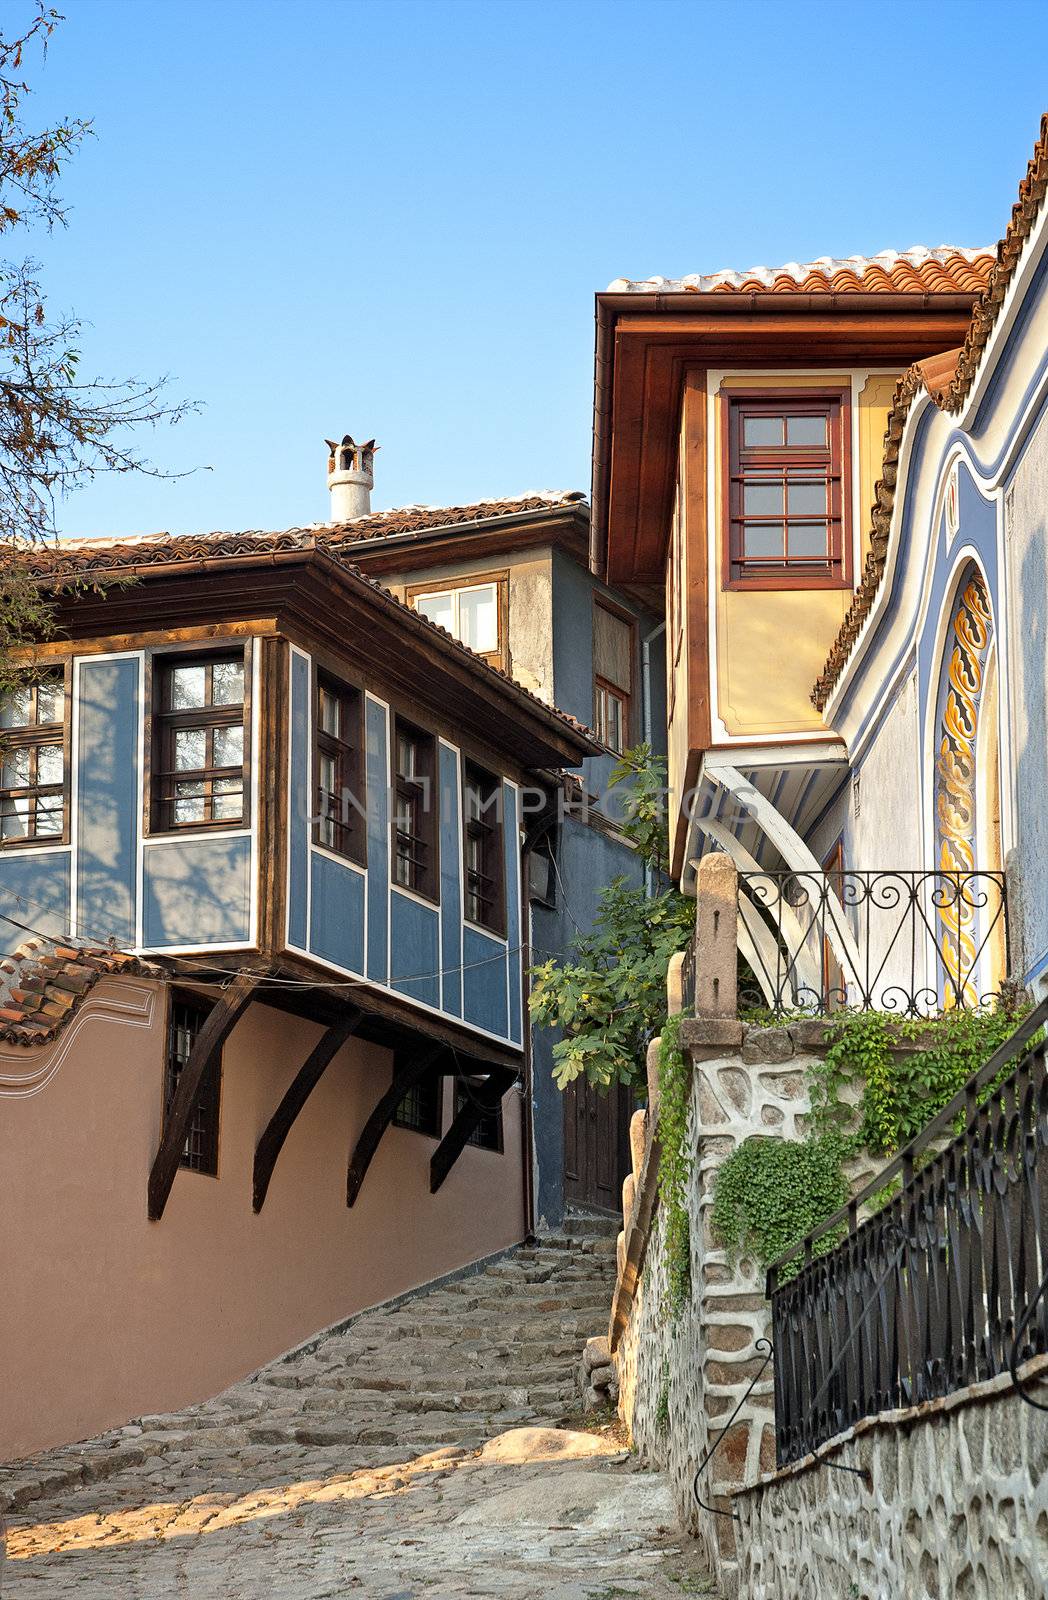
[[528, 745, 694, 1091]]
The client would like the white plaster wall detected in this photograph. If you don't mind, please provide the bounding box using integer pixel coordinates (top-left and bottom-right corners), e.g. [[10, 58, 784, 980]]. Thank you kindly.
[[847, 666, 922, 872], [1005, 410, 1048, 988]]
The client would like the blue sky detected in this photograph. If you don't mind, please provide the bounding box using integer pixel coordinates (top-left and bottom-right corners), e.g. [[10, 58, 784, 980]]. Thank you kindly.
[[20, 0, 1048, 538]]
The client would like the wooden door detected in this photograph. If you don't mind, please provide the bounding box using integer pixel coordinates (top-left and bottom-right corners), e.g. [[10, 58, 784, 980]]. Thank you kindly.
[[563, 1076, 632, 1213]]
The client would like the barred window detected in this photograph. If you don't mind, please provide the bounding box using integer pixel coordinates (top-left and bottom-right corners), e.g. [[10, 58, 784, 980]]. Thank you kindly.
[[315, 674, 365, 863], [164, 993, 220, 1175], [392, 1072, 442, 1137], [152, 651, 248, 832], [0, 671, 66, 845], [393, 720, 437, 898], [455, 1078, 503, 1152], [463, 763, 504, 933]]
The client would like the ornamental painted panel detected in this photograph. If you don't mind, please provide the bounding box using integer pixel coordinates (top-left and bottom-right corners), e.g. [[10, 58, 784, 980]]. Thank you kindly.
[[932, 567, 995, 1005]]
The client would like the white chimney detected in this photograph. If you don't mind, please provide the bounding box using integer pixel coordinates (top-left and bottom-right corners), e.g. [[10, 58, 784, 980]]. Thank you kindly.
[[325, 435, 378, 522]]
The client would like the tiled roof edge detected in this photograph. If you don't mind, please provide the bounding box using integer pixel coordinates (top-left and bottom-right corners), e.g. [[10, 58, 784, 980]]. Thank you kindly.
[[812, 115, 1048, 713], [0, 937, 165, 1047]]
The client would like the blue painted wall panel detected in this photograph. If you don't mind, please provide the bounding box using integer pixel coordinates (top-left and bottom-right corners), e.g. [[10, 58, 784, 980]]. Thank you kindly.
[[366, 697, 389, 983], [310, 851, 365, 974], [287, 651, 310, 950], [503, 781, 521, 1044], [143, 836, 252, 946], [0, 850, 70, 939], [463, 925, 509, 1037], [390, 890, 440, 1009], [76, 657, 139, 946], [439, 743, 462, 1016]]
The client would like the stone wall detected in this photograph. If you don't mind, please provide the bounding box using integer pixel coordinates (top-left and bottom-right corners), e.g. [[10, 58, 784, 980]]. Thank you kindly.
[[614, 1018, 823, 1594], [734, 1359, 1048, 1600]]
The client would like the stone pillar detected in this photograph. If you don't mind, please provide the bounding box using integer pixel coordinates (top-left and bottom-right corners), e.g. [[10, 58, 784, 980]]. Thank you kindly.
[[693, 852, 738, 1020]]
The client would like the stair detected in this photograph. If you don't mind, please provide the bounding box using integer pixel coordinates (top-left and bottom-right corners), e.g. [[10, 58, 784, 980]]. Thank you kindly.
[[0, 1227, 618, 1515]]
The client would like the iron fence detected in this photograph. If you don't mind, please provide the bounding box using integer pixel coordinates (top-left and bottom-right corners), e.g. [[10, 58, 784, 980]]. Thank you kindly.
[[768, 998, 1048, 1466], [738, 868, 1008, 1018]]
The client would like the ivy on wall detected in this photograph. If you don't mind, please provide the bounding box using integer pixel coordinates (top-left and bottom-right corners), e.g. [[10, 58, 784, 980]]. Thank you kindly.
[[657, 1011, 692, 1318], [711, 1000, 1031, 1275]]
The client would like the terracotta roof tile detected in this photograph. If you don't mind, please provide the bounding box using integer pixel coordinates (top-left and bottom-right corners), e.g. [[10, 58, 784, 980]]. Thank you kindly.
[[8, 499, 601, 754], [608, 246, 995, 298], [812, 117, 1048, 712], [0, 937, 164, 1047]]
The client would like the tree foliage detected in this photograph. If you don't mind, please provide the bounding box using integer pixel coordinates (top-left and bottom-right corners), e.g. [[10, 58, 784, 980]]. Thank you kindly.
[[0, 6, 193, 674], [528, 746, 694, 1091]]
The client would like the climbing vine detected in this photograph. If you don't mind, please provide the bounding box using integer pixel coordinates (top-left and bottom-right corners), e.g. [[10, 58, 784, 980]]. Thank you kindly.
[[710, 1130, 851, 1280], [656, 1011, 692, 1319], [712, 998, 1032, 1275]]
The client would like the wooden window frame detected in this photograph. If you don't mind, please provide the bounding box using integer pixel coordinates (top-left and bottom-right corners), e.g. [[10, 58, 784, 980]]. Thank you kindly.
[[721, 387, 852, 592], [594, 677, 629, 755], [0, 664, 72, 850], [313, 666, 366, 865], [462, 760, 505, 936], [406, 572, 509, 671], [455, 1077, 504, 1153], [592, 595, 634, 753], [147, 645, 251, 837], [392, 716, 439, 903], [392, 1071, 443, 1138], [163, 990, 221, 1176]]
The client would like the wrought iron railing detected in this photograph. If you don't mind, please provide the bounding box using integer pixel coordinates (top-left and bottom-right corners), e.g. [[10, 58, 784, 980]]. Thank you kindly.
[[739, 868, 1008, 1017], [768, 998, 1048, 1466]]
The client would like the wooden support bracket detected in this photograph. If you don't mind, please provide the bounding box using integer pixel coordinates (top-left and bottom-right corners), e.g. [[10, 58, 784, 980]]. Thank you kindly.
[[429, 1067, 516, 1195], [148, 973, 257, 1222], [346, 1045, 446, 1207], [253, 1009, 362, 1212]]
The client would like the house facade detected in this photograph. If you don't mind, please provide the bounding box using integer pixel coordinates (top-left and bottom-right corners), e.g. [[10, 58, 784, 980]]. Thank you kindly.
[[0, 512, 596, 1460], [587, 236, 1028, 1010], [340, 481, 666, 1224], [814, 117, 1048, 1003]]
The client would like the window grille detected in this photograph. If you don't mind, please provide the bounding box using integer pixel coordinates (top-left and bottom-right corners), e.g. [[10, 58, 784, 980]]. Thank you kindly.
[[164, 993, 220, 1175]]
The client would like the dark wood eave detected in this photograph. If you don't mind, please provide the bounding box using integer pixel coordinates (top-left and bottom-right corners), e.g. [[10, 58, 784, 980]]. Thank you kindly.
[[590, 291, 985, 585], [340, 502, 591, 578], [39, 544, 599, 772]]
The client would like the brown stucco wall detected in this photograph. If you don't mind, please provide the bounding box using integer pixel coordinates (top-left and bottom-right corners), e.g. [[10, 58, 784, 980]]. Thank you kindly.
[[0, 977, 526, 1462]]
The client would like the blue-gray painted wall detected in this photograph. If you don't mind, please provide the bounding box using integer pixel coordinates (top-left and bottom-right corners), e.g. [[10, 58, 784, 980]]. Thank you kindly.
[[284, 651, 524, 1049], [0, 648, 254, 953], [533, 552, 665, 1226]]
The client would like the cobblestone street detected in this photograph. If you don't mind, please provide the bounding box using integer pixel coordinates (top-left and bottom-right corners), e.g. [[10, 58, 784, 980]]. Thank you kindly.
[[1, 1229, 714, 1599]]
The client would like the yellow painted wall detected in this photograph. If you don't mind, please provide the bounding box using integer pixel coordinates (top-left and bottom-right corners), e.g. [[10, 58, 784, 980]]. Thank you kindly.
[[711, 371, 899, 737], [666, 456, 689, 819], [857, 373, 899, 557]]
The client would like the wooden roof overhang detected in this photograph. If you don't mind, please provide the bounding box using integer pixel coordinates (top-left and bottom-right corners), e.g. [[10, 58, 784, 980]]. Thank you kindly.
[[590, 291, 985, 586], [40, 544, 599, 773], [339, 501, 591, 578]]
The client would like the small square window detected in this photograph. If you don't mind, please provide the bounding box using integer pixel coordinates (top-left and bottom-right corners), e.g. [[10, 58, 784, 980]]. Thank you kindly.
[[392, 1072, 442, 1137], [455, 1078, 504, 1152]]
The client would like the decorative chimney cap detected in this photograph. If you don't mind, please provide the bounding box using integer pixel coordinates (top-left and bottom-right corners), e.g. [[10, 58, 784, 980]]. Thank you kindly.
[[325, 435, 379, 474]]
